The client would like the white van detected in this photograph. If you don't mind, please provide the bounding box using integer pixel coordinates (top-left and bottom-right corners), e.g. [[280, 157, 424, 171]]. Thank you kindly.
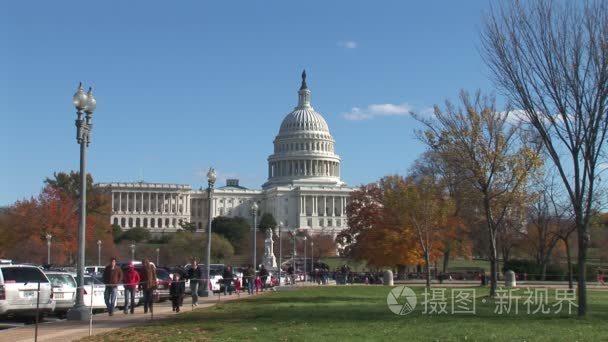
[[0, 265, 56, 317]]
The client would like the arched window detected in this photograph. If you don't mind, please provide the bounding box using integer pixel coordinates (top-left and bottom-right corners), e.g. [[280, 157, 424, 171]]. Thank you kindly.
[[113, 217, 118, 226], [120, 218, 126, 227]]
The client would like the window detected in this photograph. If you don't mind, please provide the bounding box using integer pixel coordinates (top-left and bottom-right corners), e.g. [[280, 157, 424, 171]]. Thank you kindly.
[[307, 219, 312, 227], [1, 267, 48, 283]]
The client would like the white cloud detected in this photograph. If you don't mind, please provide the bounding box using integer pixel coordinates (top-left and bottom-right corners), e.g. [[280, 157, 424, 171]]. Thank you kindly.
[[338, 40, 357, 49], [342, 102, 414, 121]]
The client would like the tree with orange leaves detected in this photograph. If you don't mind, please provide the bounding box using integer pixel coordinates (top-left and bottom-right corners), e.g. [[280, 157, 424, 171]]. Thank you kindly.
[[402, 176, 453, 287], [0, 172, 115, 265]]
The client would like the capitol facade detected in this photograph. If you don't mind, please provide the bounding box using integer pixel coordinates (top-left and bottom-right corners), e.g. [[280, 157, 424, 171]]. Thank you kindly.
[[99, 72, 353, 236]]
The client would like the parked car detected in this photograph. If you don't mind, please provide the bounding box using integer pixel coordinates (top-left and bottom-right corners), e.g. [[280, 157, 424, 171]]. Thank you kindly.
[[0, 264, 56, 318], [82, 275, 107, 313], [85, 265, 104, 276], [44, 271, 76, 317]]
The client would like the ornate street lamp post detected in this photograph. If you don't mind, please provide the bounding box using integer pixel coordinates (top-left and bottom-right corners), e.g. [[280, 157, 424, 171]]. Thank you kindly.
[[303, 236, 307, 283], [130, 244, 135, 262], [292, 230, 297, 284], [156, 248, 160, 266], [46, 234, 52, 265], [97, 240, 102, 266], [278, 221, 283, 286], [251, 202, 259, 269], [203, 167, 216, 297], [67, 83, 96, 321], [311, 239, 314, 284]]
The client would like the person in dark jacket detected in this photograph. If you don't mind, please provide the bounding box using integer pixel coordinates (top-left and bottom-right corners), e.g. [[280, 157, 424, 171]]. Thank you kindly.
[[222, 266, 233, 296], [139, 259, 157, 314], [102, 257, 123, 316], [188, 260, 202, 305], [259, 265, 269, 291], [169, 273, 185, 312]]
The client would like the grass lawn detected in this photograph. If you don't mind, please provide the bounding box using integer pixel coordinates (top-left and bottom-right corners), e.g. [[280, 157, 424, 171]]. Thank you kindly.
[[82, 286, 608, 342]]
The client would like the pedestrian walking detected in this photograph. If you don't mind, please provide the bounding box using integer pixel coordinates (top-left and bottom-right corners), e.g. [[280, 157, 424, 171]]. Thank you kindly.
[[188, 260, 203, 306], [123, 263, 140, 314], [170, 273, 185, 312], [222, 266, 233, 296], [234, 277, 241, 297], [102, 257, 123, 316], [259, 265, 268, 291], [244, 265, 254, 295], [139, 258, 157, 314], [255, 275, 263, 294]]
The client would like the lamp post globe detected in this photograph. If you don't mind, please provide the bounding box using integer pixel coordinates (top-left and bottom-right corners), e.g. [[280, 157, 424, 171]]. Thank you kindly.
[[203, 167, 216, 297], [72, 83, 87, 111], [251, 202, 258, 269], [67, 82, 96, 321]]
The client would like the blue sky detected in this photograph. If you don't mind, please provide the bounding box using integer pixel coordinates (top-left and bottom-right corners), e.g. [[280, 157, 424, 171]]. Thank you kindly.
[[0, 0, 496, 206]]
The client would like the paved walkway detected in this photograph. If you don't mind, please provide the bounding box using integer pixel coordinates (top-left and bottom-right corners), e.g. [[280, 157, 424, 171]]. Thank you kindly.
[[0, 291, 262, 342]]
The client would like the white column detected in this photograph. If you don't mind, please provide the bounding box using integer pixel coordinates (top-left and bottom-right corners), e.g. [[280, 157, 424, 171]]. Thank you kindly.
[[332, 196, 336, 217], [118, 192, 122, 212], [324, 196, 327, 216], [126, 192, 130, 213]]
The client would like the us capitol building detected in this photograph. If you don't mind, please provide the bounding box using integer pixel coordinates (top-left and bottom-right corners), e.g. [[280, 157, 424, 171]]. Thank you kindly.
[[99, 71, 353, 236]]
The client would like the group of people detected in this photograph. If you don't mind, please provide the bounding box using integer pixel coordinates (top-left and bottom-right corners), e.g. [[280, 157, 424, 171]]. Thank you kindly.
[[102, 258, 157, 316], [102, 258, 278, 316]]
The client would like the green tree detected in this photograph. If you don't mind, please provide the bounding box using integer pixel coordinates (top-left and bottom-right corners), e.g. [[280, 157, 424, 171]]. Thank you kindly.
[[212, 216, 250, 248], [258, 213, 277, 234], [179, 221, 197, 233], [167, 231, 234, 265], [112, 224, 122, 243], [119, 226, 151, 243]]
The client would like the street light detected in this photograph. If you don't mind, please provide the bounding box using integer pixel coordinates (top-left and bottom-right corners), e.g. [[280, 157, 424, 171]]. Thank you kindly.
[[156, 248, 160, 266], [46, 234, 52, 265], [278, 221, 283, 286], [303, 235, 307, 283], [251, 202, 259, 270], [67, 82, 96, 321], [97, 240, 102, 266], [311, 239, 314, 284], [203, 167, 216, 297], [292, 229, 297, 283], [130, 244, 135, 262]]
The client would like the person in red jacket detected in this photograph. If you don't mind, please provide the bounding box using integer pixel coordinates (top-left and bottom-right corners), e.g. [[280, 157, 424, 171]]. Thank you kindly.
[[123, 263, 140, 314]]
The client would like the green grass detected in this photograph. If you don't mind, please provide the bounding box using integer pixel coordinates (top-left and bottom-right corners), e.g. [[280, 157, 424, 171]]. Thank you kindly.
[[82, 286, 608, 342]]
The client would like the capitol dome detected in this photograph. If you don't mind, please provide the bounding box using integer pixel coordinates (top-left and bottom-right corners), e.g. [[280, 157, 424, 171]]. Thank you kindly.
[[263, 71, 343, 189]]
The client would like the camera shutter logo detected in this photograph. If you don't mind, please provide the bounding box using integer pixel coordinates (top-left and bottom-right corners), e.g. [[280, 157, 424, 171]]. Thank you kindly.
[[387, 286, 417, 315]]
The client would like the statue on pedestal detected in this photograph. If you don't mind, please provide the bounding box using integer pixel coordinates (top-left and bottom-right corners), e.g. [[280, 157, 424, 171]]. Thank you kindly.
[[263, 229, 277, 268]]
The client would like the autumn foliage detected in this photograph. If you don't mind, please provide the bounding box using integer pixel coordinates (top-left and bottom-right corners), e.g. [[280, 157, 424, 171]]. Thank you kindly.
[[337, 176, 467, 272], [0, 172, 115, 265]]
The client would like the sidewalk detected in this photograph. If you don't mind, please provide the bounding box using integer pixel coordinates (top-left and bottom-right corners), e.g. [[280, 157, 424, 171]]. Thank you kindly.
[[0, 291, 255, 342]]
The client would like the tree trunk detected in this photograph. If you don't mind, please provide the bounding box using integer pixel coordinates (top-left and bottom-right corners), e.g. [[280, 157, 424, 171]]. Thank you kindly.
[[425, 252, 431, 288], [442, 248, 450, 273], [577, 218, 588, 317], [540, 261, 547, 281], [564, 237, 573, 289]]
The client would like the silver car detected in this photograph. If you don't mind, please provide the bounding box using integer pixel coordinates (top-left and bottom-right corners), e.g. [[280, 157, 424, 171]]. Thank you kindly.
[[45, 271, 76, 317]]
